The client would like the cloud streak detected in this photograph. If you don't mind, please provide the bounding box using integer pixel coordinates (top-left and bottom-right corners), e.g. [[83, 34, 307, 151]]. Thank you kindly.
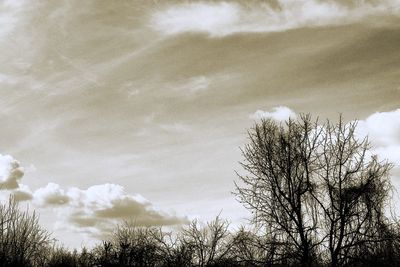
[[151, 0, 400, 37], [250, 106, 297, 121]]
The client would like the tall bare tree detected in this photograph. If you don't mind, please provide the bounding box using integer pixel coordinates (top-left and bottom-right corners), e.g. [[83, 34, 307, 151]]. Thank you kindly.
[[235, 115, 395, 266], [311, 118, 393, 266], [235, 116, 321, 266]]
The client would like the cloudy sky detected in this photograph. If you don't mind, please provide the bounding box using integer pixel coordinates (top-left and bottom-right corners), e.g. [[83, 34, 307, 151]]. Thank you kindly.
[[1, 0, 399, 248]]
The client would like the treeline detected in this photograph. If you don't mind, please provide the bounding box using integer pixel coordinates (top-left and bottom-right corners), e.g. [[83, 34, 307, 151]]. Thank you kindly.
[[2, 115, 400, 266], [1, 196, 400, 267]]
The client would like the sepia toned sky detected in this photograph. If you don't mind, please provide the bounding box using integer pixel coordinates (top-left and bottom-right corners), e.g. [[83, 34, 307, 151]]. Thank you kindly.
[[1, 0, 400, 248]]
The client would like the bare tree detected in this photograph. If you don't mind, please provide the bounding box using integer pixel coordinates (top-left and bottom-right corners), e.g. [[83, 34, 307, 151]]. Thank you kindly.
[[0, 195, 52, 267], [235, 116, 321, 266], [311, 118, 393, 266], [235, 115, 395, 266], [109, 221, 162, 266], [181, 216, 232, 267], [229, 225, 280, 266], [149, 228, 194, 267]]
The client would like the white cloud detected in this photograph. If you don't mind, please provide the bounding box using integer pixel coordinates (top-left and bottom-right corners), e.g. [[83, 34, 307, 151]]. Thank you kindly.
[[0, 152, 187, 239], [33, 182, 70, 206], [356, 109, 400, 169], [0, 0, 26, 39], [182, 76, 211, 93], [0, 154, 24, 190], [250, 106, 297, 121], [12, 184, 33, 201], [151, 0, 400, 37], [170, 75, 221, 95], [151, 2, 238, 37], [356, 109, 400, 147], [32, 182, 187, 237], [248, 107, 400, 171], [0, 154, 33, 201]]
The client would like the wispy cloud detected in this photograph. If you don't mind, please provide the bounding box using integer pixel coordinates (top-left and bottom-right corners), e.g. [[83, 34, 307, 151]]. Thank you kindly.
[[173, 76, 211, 94], [151, 2, 239, 37], [0, 73, 16, 85], [0, 0, 25, 39], [250, 106, 297, 121], [160, 123, 191, 134], [151, 0, 400, 37]]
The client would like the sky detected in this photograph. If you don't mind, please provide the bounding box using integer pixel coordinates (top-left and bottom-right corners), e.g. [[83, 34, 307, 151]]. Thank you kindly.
[[0, 0, 400, 248]]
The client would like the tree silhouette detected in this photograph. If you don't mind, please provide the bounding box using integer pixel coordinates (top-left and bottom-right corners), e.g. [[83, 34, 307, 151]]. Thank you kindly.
[[181, 216, 232, 267], [310, 118, 393, 266], [0, 114, 399, 267], [235, 115, 396, 266], [0, 196, 51, 267]]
